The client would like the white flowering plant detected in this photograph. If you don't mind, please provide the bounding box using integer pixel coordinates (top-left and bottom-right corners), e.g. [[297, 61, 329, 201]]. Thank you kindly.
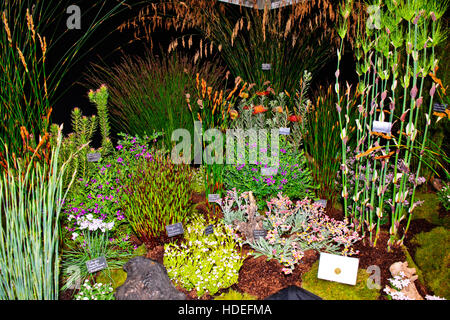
[[383, 271, 446, 301], [74, 280, 114, 300], [437, 183, 450, 211], [163, 214, 247, 297]]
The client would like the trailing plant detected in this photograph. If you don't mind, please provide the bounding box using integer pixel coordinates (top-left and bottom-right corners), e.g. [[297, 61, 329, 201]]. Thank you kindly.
[[335, 0, 448, 249], [120, 152, 193, 243], [74, 280, 114, 300], [85, 50, 225, 148], [164, 214, 246, 297], [0, 126, 74, 300]]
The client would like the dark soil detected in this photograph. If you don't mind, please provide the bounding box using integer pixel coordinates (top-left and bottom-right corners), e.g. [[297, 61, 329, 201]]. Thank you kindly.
[[59, 288, 77, 300], [233, 248, 319, 300]]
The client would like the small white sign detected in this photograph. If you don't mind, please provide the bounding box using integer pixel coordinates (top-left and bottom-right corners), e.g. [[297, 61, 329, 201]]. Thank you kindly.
[[317, 252, 359, 285], [372, 121, 392, 134], [262, 63, 272, 71], [208, 194, 221, 203], [261, 166, 278, 176], [315, 199, 327, 208], [279, 127, 290, 135]]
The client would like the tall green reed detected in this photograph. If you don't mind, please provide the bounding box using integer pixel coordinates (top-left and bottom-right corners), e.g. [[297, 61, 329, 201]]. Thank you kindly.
[[0, 126, 75, 300], [0, 1, 126, 159], [336, 0, 448, 249], [302, 85, 358, 205]]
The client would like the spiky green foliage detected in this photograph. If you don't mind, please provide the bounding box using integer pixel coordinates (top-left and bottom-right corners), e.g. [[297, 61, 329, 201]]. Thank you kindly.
[[0, 126, 74, 299], [335, 0, 449, 248], [120, 152, 193, 242], [50, 85, 113, 189]]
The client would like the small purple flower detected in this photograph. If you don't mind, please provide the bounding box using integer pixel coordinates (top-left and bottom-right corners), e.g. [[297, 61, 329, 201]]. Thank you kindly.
[[116, 145, 123, 150], [117, 157, 123, 163]]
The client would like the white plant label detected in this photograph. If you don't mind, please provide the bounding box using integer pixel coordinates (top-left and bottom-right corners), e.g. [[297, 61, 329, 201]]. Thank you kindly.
[[317, 252, 359, 285], [315, 199, 327, 208], [279, 127, 290, 135], [208, 194, 221, 203], [262, 63, 272, 71], [372, 121, 392, 134], [261, 166, 278, 176]]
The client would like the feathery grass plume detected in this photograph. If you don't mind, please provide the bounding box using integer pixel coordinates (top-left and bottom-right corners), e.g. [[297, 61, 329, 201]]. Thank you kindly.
[[0, 126, 75, 299], [118, 0, 363, 96]]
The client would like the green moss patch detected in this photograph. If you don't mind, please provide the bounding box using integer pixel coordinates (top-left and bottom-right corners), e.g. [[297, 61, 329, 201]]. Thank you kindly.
[[96, 268, 127, 290], [301, 261, 380, 300], [412, 192, 449, 227], [214, 289, 257, 300], [412, 227, 450, 299]]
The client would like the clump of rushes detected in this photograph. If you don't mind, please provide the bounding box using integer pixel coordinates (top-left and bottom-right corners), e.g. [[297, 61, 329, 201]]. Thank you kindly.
[[74, 280, 114, 300], [335, 0, 448, 249], [164, 214, 246, 298], [85, 51, 225, 149], [301, 85, 358, 205], [120, 152, 192, 243]]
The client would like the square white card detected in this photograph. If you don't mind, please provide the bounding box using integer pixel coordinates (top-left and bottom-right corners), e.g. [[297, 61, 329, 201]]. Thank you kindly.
[[317, 252, 359, 285]]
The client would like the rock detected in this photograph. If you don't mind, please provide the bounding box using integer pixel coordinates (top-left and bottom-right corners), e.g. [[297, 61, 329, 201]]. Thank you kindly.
[[115, 256, 186, 300], [431, 177, 444, 191], [387, 261, 423, 300]]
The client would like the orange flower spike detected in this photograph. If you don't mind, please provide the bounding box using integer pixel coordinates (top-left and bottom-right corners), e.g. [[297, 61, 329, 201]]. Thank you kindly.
[[429, 69, 445, 95], [197, 113, 202, 122], [196, 73, 200, 91], [218, 90, 223, 105], [207, 86, 213, 99], [213, 91, 218, 104], [238, 82, 248, 96], [284, 90, 290, 98], [201, 79, 207, 98], [355, 146, 383, 159]]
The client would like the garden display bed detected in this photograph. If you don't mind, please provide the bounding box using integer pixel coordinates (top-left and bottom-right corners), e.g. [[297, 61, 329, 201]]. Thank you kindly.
[[1, 0, 449, 304]]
